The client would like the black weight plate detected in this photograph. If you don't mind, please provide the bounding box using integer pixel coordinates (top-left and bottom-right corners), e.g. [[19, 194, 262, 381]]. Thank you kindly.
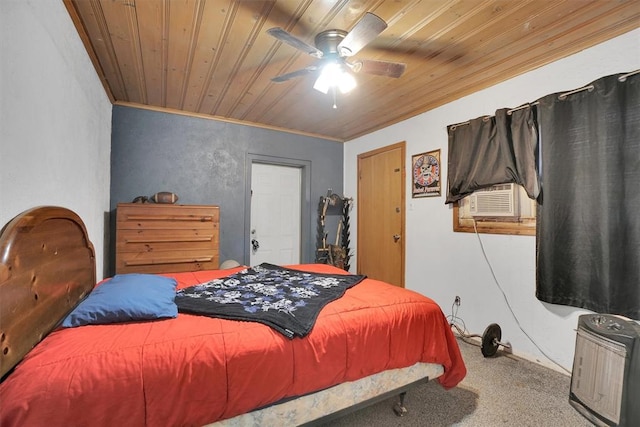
[[481, 323, 502, 357]]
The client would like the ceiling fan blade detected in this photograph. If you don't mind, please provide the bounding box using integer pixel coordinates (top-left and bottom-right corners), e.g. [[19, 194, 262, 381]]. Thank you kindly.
[[271, 66, 318, 83], [267, 28, 323, 58], [352, 59, 406, 78], [338, 13, 387, 57]]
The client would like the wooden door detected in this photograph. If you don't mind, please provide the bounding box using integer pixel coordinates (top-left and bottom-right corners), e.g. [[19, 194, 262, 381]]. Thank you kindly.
[[357, 142, 405, 287]]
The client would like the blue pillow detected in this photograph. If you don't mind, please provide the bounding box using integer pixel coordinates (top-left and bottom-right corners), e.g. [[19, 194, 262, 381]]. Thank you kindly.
[[61, 274, 178, 327]]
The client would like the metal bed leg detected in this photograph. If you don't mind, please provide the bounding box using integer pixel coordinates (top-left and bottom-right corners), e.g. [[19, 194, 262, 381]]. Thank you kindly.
[[393, 391, 408, 416]]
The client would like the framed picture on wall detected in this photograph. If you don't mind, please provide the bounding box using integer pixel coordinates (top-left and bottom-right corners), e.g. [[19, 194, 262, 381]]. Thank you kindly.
[[411, 149, 441, 198]]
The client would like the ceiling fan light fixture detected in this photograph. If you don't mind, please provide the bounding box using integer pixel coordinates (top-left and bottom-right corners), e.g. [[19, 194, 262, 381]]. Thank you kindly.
[[338, 70, 356, 94], [313, 62, 356, 94], [312, 71, 331, 94]]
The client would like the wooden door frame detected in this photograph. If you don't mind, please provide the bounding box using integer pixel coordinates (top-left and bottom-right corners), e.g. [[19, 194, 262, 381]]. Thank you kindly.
[[357, 141, 406, 286], [244, 154, 311, 265]]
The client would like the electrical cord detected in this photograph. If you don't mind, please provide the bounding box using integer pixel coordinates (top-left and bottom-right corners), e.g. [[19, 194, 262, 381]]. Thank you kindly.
[[447, 300, 466, 332], [472, 219, 571, 374], [447, 302, 483, 347]]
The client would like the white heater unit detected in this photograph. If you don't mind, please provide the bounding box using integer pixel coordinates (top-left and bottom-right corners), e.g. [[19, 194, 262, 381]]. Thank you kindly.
[[469, 183, 517, 217], [569, 314, 640, 426]]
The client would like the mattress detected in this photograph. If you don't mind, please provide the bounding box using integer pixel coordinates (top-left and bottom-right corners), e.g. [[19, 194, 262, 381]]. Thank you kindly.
[[0, 264, 466, 426]]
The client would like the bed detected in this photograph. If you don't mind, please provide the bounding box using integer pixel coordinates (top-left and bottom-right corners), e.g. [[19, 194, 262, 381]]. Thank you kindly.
[[0, 206, 466, 426]]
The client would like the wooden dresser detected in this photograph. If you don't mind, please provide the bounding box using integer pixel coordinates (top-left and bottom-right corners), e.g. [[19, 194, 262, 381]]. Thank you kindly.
[[115, 203, 219, 274]]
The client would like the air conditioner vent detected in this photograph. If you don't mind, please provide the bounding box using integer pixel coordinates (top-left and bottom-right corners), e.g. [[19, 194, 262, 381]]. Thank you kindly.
[[469, 183, 517, 217]]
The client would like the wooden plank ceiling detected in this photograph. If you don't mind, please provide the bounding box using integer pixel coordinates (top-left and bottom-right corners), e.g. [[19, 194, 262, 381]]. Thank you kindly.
[[64, 0, 639, 141]]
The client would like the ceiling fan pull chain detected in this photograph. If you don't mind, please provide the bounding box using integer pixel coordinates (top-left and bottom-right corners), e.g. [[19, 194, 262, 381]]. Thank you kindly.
[[332, 86, 338, 109]]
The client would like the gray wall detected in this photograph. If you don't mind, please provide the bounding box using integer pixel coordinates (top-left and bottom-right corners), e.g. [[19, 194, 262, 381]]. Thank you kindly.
[[110, 105, 343, 275]]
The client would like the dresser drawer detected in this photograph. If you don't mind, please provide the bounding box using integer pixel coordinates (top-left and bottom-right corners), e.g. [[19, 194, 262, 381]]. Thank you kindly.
[[116, 203, 220, 274], [117, 204, 219, 227], [116, 229, 219, 253], [116, 249, 219, 274]]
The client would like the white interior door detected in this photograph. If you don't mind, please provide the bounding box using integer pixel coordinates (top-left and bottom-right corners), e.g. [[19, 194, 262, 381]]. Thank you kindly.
[[250, 163, 301, 266]]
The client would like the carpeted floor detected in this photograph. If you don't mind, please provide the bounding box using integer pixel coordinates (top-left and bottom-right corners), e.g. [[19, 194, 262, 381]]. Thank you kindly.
[[322, 338, 591, 426]]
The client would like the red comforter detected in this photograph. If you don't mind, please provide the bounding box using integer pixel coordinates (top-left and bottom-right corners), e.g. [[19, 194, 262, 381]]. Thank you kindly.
[[0, 264, 466, 426]]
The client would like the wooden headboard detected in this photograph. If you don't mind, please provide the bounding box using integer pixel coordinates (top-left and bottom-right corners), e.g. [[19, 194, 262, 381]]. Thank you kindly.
[[0, 206, 95, 379]]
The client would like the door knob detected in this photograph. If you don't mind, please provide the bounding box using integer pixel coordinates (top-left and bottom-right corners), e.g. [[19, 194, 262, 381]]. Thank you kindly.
[[251, 239, 260, 251], [393, 234, 401, 242]]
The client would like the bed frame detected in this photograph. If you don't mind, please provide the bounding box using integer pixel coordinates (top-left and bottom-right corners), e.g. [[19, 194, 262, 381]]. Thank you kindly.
[[0, 206, 443, 424]]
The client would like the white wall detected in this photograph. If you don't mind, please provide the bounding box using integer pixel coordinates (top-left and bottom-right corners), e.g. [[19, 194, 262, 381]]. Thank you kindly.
[[0, 0, 112, 278], [344, 29, 640, 372]]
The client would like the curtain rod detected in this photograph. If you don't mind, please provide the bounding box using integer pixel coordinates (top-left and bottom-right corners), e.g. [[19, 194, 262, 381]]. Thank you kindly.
[[449, 69, 640, 130]]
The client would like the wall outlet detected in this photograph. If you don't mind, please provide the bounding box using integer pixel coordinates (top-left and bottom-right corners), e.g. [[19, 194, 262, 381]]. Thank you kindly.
[[454, 296, 461, 306]]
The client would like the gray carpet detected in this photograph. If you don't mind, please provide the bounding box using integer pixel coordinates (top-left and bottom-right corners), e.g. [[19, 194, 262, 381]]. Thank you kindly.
[[322, 338, 591, 426]]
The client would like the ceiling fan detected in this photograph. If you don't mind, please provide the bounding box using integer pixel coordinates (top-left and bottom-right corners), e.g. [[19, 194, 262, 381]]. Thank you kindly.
[[267, 13, 406, 98]]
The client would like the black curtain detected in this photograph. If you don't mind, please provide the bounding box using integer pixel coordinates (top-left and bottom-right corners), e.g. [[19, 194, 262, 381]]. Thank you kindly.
[[536, 73, 640, 319], [446, 106, 540, 203]]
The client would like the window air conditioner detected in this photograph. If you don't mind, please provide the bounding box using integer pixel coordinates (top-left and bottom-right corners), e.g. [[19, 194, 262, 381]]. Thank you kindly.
[[469, 183, 517, 217]]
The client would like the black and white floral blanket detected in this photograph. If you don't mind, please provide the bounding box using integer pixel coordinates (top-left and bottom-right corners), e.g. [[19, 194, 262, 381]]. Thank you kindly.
[[175, 263, 365, 338]]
